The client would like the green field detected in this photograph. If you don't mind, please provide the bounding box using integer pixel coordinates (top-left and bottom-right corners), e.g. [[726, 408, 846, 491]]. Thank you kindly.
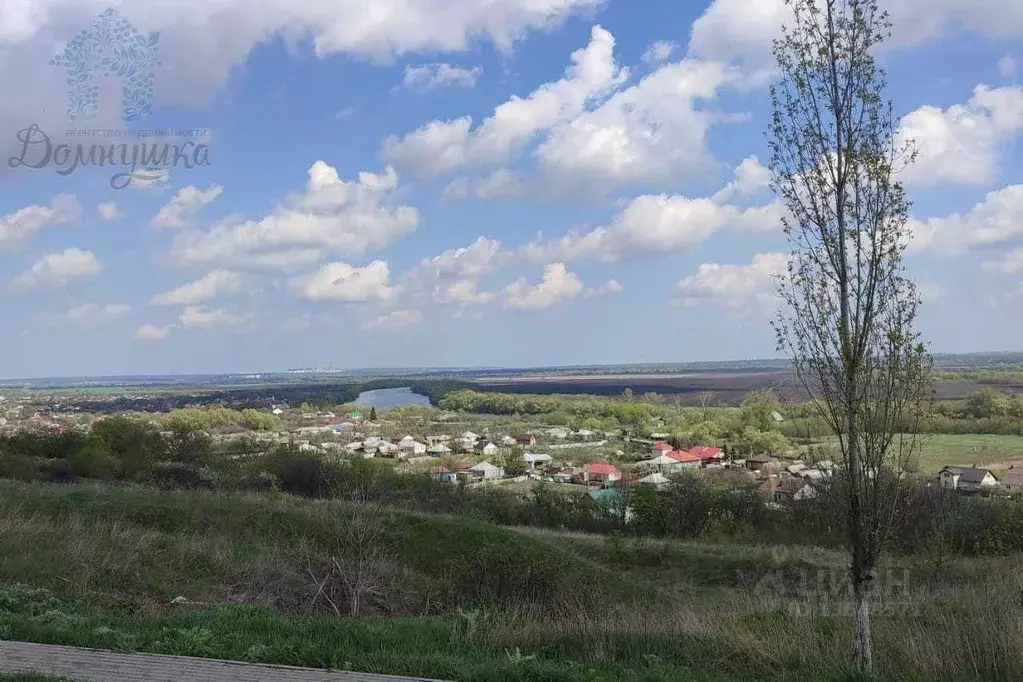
[[810, 434, 1023, 473], [0, 481, 1022, 680]]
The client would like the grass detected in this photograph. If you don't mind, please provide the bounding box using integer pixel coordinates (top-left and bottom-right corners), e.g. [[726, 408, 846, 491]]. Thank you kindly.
[[0, 676, 74, 682], [1, 480, 1023, 680], [912, 434, 1023, 472], [810, 434, 1023, 472]]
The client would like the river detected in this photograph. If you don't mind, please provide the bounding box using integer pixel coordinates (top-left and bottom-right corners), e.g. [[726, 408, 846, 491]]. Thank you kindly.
[[353, 387, 432, 411]]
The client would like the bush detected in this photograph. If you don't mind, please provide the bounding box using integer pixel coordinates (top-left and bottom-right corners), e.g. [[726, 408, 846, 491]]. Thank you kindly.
[[272, 457, 343, 498], [147, 462, 217, 490], [39, 459, 78, 484]]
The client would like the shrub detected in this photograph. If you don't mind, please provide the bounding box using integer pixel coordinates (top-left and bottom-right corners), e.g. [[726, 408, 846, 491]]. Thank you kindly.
[[147, 462, 217, 490], [39, 459, 78, 484]]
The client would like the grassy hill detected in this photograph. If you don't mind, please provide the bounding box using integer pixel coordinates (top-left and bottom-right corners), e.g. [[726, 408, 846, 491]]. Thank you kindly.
[[0, 481, 1022, 680]]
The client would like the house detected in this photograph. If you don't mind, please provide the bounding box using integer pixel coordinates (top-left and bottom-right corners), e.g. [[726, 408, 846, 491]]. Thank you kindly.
[[429, 467, 457, 484], [547, 427, 570, 440], [638, 472, 671, 490], [758, 476, 818, 504], [482, 442, 500, 456], [690, 446, 724, 463], [746, 454, 778, 471], [469, 461, 505, 480], [377, 441, 400, 458], [584, 462, 621, 484], [668, 449, 703, 469], [587, 487, 633, 521], [398, 436, 427, 456], [938, 467, 999, 493], [524, 453, 553, 470], [427, 443, 452, 456], [500, 435, 518, 447], [786, 463, 807, 476], [515, 435, 538, 447], [461, 431, 480, 444], [575, 429, 596, 440], [650, 441, 674, 458], [1003, 469, 1023, 494], [272, 407, 284, 415], [427, 434, 453, 445]]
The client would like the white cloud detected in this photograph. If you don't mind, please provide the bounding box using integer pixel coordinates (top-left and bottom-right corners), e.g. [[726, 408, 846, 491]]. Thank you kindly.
[[712, 155, 771, 202], [403, 236, 506, 306], [642, 40, 676, 64], [382, 25, 627, 176], [362, 309, 423, 331], [899, 85, 1023, 187], [584, 279, 622, 298], [404, 63, 482, 90], [43, 303, 131, 328], [503, 262, 583, 310], [151, 184, 224, 230], [443, 170, 526, 200], [982, 248, 1023, 274], [688, 0, 1023, 81], [178, 306, 251, 329], [534, 58, 738, 190], [1000, 55, 1019, 79], [0, 195, 80, 251], [0, 0, 603, 171], [297, 260, 397, 302], [520, 192, 781, 264], [151, 269, 245, 306], [675, 252, 787, 311], [171, 162, 418, 270], [96, 202, 122, 222], [13, 248, 101, 290], [909, 184, 1023, 252], [136, 324, 172, 341]]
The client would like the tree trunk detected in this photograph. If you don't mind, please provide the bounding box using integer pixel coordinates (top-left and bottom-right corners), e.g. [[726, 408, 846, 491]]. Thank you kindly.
[[852, 577, 873, 670]]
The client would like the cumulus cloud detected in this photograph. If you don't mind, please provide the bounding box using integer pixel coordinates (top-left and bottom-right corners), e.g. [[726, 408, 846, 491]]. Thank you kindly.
[[297, 260, 398, 302], [178, 306, 251, 329], [520, 192, 781, 264], [909, 184, 1023, 252], [382, 25, 628, 176], [403, 236, 506, 306], [13, 248, 101, 290], [898, 85, 1023, 187], [96, 202, 122, 222], [443, 169, 527, 200], [711, 155, 772, 202], [151, 184, 224, 229], [404, 63, 482, 90], [0, 195, 81, 251], [503, 263, 583, 310], [982, 248, 1023, 274], [136, 324, 172, 341], [0, 0, 602, 168], [688, 0, 1023, 82], [675, 252, 787, 311], [171, 162, 418, 270], [42, 303, 131, 328], [150, 269, 245, 306], [362, 309, 423, 331], [534, 57, 737, 191], [584, 279, 622, 298]]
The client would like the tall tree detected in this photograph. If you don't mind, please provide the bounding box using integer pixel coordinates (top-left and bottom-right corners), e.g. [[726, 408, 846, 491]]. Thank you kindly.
[[768, 0, 930, 671]]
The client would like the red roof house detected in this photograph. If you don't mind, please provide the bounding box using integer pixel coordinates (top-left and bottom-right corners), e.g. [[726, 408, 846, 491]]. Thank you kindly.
[[690, 446, 724, 461], [584, 462, 622, 484]]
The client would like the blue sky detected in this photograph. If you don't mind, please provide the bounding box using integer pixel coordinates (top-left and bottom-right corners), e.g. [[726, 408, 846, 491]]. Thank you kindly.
[[0, 0, 1021, 378]]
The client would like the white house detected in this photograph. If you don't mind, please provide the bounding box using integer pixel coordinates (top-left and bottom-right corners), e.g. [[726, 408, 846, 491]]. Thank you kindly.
[[469, 461, 505, 480], [500, 435, 517, 447], [482, 442, 500, 456], [524, 453, 553, 470], [938, 467, 999, 492], [377, 441, 400, 457], [272, 407, 284, 415], [400, 438, 427, 456]]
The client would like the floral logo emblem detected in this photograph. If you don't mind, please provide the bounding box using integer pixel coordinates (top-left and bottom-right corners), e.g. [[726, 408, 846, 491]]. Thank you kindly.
[[51, 8, 161, 122]]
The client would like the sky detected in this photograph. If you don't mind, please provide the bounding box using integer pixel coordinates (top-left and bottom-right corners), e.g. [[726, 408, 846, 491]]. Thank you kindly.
[[0, 0, 1021, 378]]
